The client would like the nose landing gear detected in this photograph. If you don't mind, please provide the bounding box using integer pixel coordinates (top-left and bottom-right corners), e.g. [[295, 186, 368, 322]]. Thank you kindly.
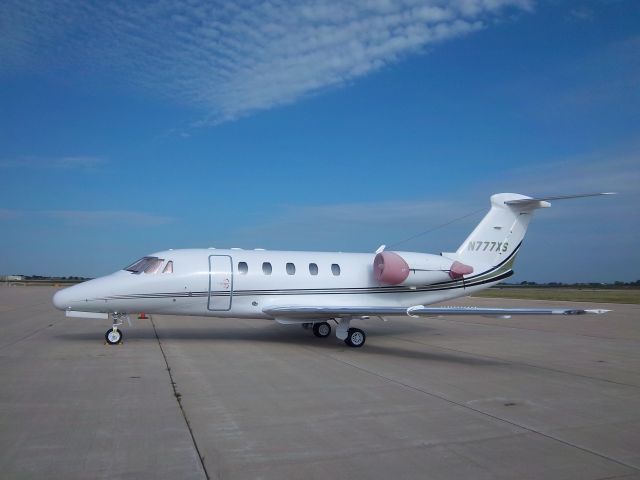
[[105, 312, 128, 345], [105, 327, 122, 345]]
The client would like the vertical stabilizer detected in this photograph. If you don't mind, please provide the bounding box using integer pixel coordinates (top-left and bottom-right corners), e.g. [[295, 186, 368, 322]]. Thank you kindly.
[[454, 193, 550, 271]]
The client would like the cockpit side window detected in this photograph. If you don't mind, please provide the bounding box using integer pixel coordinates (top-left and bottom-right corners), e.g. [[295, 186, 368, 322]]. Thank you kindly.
[[162, 261, 173, 273], [144, 258, 164, 274]]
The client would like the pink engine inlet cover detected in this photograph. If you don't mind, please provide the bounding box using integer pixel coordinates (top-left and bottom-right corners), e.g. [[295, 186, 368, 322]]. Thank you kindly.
[[374, 251, 410, 285], [449, 260, 474, 279]]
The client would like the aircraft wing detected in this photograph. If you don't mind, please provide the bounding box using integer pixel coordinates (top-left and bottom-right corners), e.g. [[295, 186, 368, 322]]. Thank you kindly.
[[263, 305, 609, 321], [263, 306, 409, 320]]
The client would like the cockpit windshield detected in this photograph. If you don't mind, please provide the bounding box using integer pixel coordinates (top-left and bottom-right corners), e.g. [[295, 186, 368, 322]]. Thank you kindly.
[[124, 256, 172, 274]]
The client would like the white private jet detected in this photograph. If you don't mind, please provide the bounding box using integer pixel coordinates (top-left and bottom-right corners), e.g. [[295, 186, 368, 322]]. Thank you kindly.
[[53, 193, 613, 347]]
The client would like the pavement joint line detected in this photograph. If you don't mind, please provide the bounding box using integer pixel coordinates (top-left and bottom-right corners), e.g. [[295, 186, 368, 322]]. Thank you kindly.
[[392, 335, 640, 390], [595, 474, 640, 480], [229, 428, 533, 470], [0, 321, 58, 351], [0, 298, 55, 314], [150, 316, 211, 480], [438, 316, 640, 343], [305, 346, 640, 474]]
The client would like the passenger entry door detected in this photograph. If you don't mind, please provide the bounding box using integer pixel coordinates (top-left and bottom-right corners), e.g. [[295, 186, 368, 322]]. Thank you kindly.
[[208, 255, 233, 311]]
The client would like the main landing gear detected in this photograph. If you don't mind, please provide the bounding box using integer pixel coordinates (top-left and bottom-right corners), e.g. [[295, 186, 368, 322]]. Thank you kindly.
[[336, 317, 366, 348], [344, 328, 366, 348], [305, 319, 367, 348], [312, 322, 332, 338], [105, 312, 128, 345]]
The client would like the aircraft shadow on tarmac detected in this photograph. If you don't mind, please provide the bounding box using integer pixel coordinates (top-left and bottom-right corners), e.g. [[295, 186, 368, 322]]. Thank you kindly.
[[56, 326, 504, 365]]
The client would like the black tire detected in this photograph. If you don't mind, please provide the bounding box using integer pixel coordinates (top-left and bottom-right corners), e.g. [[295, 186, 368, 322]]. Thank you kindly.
[[105, 328, 122, 345], [312, 322, 331, 338], [344, 328, 366, 348]]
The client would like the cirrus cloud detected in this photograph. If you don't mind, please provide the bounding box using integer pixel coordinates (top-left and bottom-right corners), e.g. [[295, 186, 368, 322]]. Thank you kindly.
[[0, 0, 534, 124], [0, 156, 106, 170], [44, 210, 175, 227], [0, 209, 174, 227]]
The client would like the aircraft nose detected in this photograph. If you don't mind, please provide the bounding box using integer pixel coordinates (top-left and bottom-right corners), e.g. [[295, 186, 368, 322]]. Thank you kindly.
[[53, 286, 75, 310]]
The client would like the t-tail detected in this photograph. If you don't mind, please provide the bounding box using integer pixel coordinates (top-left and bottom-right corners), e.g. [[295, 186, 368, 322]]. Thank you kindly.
[[450, 192, 615, 280]]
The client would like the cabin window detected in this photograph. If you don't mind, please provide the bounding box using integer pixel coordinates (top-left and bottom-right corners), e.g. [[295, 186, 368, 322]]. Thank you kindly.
[[162, 261, 174, 273], [286, 263, 296, 275], [262, 262, 272, 275], [238, 262, 248, 274], [331, 264, 341, 276], [309, 263, 318, 275]]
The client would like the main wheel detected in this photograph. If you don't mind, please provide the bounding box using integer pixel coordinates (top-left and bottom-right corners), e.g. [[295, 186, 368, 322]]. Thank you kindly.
[[344, 328, 366, 348], [105, 328, 123, 345], [312, 322, 332, 338]]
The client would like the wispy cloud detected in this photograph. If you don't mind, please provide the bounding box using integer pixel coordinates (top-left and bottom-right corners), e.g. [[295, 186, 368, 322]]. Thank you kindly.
[[510, 33, 640, 116], [45, 210, 174, 227], [281, 199, 461, 224], [0, 155, 106, 170], [559, 35, 640, 110], [0, 0, 534, 124], [0, 209, 173, 227], [484, 147, 640, 199], [236, 147, 639, 251], [569, 6, 594, 22], [0, 209, 20, 220], [236, 196, 483, 253]]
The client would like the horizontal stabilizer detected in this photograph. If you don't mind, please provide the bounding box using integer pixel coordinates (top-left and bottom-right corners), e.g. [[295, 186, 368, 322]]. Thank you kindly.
[[504, 192, 616, 206]]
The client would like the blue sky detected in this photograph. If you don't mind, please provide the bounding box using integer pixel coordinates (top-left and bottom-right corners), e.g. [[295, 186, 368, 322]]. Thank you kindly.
[[1, 0, 638, 282]]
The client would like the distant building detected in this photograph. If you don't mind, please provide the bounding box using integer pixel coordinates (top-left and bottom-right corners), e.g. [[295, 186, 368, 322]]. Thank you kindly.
[[1, 275, 25, 281]]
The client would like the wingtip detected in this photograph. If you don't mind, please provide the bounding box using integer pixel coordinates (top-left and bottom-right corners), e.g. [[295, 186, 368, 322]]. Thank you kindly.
[[585, 309, 611, 314]]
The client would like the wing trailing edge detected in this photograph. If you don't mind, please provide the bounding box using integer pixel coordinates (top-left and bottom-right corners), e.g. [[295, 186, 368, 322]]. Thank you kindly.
[[263, 305, 610, 320], [406, 306, 610, 317]]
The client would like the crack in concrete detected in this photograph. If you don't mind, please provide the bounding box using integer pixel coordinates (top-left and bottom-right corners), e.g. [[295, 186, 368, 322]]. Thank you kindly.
[[393, 335, 640, 389], [150, 316, 211, 480], [306, 347, 640, 475], [0, 322, 57, 350]]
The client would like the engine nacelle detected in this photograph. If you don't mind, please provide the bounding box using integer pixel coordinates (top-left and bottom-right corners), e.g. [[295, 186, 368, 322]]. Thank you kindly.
[[373, 251, 473, 286]]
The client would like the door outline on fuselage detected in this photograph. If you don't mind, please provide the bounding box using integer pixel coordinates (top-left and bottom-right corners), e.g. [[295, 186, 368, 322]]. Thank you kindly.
[[208, 255, 233, 311]]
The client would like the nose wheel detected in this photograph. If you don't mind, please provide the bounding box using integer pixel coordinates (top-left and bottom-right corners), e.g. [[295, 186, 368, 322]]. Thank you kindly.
[[105, 312, 128, 345], [105, 327, 123, 345]]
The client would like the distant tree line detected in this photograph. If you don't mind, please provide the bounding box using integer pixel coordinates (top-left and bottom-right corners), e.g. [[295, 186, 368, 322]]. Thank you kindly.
[[502, 280, 640, 288], [22, 275, 92, 281]]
